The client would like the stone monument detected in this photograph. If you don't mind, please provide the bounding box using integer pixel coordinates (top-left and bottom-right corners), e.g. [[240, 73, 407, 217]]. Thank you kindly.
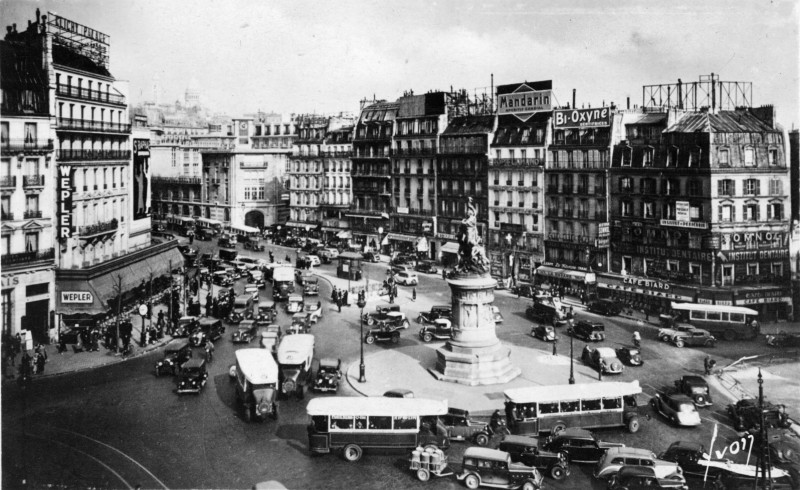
[[430, 198, 521, 385]]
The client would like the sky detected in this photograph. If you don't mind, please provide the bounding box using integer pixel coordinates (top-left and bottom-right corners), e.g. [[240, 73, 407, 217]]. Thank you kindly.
[[3, 0, 799, 127]]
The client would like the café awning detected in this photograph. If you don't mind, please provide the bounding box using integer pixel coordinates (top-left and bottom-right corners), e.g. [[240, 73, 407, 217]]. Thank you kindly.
[[387, 233, 416, 242], [441, 242, 460, 254], [535, 266, 596, 284]]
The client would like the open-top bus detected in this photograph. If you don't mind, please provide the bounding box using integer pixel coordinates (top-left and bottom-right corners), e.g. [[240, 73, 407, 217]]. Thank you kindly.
[[504, 381, 643, 435], [667, 302, 759, 341], [306, 396, 450, 462]]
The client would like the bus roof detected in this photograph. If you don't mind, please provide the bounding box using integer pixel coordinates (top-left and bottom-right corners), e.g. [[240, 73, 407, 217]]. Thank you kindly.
[[306, 397, 448, 417], [505, 380, 641, 404], [670, 302, 758, 315], [196, 217, 223, 226], [276, 334, 314, 363], [235, 348, 278, 384]]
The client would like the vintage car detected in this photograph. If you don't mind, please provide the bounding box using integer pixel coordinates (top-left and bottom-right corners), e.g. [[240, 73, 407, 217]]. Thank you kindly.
[[383, 389, 415, 398], [567, 320, 606, 342], [257, 324, 281, 354], [286, 295, 305, 314], [365, 314, 404, 344], [312, 358, 341, 393], [650, 393, 702, 427], [727, 398, 791, 431], [363, 303, 403, 326], [671, 329, 716, 348], [497, 435, 571, 481], [303, 255, 321, 267], [525, 295, 568, 325], [531, 324, 557, 342], [172, 316, 200, 338], [244, 284, 260, 301], [607, 466, 689, 490], [582, 346, 624, 374], [394, 271, 419, 286], [247, 270, 267, 289], [594, 446, 685, 481], [362, 251, 381, 263], [674, 375, 713, 407], [442, 407, 494, 447], [303, 302, 323, 324], [176, 358, 208, 394], [234, 256, 261, 271], [155, 340, 193, 376], [228, 294, 255, 324], [232, 348, 279, 422], [277, 333, 315, 400], [587, 299, 623, 316], [414, 260, 439, 274], [212, 270, 234, 288], [541, 428, 624, 464], [256, 300, 277, 325], [290, 312, 312, 333], [457, 447, 544, 490], [242, 236, 266, 252], [302, 276, 319, 296], [375, 310, 410, 330], [319, 248, 339, 261], [189, 318, 224, 347], [232, 319, 257, 343], [658, 316, 698, 341], [615, 347, 643, 366], [492, 305, 504, 324], [419, 318, 454, 342], [766, 331, 800, 348], [417, 305, 452, 324], [511, 285, 536, 298]]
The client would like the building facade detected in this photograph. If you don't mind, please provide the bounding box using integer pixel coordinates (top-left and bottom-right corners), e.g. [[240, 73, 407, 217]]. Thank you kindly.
[[286, 115, 328, 235], [319, 123, 354, 243]]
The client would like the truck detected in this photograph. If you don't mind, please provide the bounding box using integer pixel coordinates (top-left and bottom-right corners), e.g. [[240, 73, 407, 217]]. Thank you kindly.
[[525, 294, 568, 325], [272, 266, 295, 301]]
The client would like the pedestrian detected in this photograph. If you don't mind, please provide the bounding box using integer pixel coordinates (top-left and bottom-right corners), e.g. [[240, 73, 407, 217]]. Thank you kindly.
[[580, 292, 586, 305], [442, 268, 447, 281], [336, 295, 342, 313], [412, 287, 417, 302], [36, 349, 45, 374], [343, 289, 349, 307], [568, 306, 574, 319], [598, 368, 603, 381], [285, 254, 290, 263], [552, 341, 557, 356]]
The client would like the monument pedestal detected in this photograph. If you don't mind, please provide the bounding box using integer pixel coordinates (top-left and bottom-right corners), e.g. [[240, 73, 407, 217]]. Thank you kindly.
[[429, 273, 521, 386]]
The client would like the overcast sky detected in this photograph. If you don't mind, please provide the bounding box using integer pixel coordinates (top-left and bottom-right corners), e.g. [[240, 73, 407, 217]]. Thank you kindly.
[[3, 0, 798, 127]]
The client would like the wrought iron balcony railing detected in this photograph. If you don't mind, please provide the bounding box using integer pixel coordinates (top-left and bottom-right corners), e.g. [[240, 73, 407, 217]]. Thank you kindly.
[[56, 118, 131, 134], [57, 149, 131, 161], [56, 85, 126, 105]]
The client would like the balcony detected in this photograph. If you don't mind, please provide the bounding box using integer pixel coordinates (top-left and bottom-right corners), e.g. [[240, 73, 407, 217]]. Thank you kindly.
[[23, 175, 45, 188], [23, 210, 43, 219], [2, 139, 54, 153], [56, 85, 126, 106], [394, 147, 437, 157], [1, 248, 55, 268], [1, 211, 14, 220], [0, 176, 16, 188], [57, 149, 131, 161], [489, 157, 543, 168], [153, 176, 203, 185], [78, 218, 119, 238], [547, 185, 559, 194], [56, 118, 131, 134], [438, 145, 487, 155]]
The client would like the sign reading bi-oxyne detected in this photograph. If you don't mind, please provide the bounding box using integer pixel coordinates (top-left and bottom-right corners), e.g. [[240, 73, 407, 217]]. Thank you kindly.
[[554, 107, 612, 128]]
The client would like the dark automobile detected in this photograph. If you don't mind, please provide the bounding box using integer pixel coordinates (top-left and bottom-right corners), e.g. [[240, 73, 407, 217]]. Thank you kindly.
[[302, 276, 320, 296], [155, 340, 192, 376], [497, 435, 571, 480], [363, 302, 402, 325], [383, 388, 414, 398], [658, 441, 731, 481], [581, 346, 624, 374], [419, 319, 453, 342], [172, 316, 199, 338], [212, 271, 234, 287], [365, 318, 403, 344], [457, 447, 544, 490], [313, 358, 341, 393], [766, 331, 800, 348], [541, 428, 624, 464], [189, 318, 224, 347], [362, 251, 381, 263], [232, 320, 257, 343], [587, 299, 623, 316], [567, 320, 606, 342], [608, 466, 688, 490], [195, 228, 213, 241], [218, 237, 235, 248], [531, 324, 557, 342], [417, 305, 453, 324], [616, 347, 643, 366], [727, 398, 791, 431], [649, 393, 702, 427], [674, 375, 713, 407], [176, 358, 208, 394], [414, 260, 439, 274], [511, 285, 536, 298], [442, 407, 494, 447], [276, 333, 315, 400], [671, 329, 716, 348]]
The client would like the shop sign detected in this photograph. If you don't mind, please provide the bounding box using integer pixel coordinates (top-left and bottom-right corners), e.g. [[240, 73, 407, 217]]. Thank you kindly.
[[675, 201, 690, 221], [396, 207, 409, 214], [133, 139, 151, 221], [612, 242, 713, 262], [497, 81, 552, 121], [58, 165, 74, 240], [542, 261, 591, 272], [622, 276, 671, 291], [437, 232, 456, 240], [598, 222, 610, 238], [721, 231, 787, 250], [553, 107, 612, 128], [717, 249, 789, 262], [596, 236, 610, 248], [735, 289, 790, 305], [697, 298, 713, 305], [660, 219, 708, 230], [61, 291, 93, 304], [1, 276, 19, 287]]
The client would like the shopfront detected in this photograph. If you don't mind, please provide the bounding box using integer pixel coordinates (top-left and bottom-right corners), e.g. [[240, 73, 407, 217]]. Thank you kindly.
[[439, 240, 459, 267], [534, 265, 597, 298], [733, 287, 793, 322], [597, 274, 694, 315]]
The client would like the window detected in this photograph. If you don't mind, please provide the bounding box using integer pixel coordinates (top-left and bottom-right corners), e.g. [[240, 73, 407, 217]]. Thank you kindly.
[[690, 204, 702, 220], [642, 148, 653, 167], [581, 399, 602, 411], [620, 177, 633, 192], [747, 263, 759, 277], [722, 265, 734, 286], [621, 148, 632, 167], [622, 256, 632, 274], [642, 202, 654, 218], [743, 203, 759, 221], [690, 263, 702, 277], [663, 202, 676, 220], [688, 147, 701, 167], [768, 148, 778, 166], [602, 397, 622, 409], [667, 146, 678, 166], [719, 149, 730, 166], [769, 179, 783, 196], [744, 179, 760, 195], [691, 310, 706, 320], [688, 233, 702, 249], [718, 180, 735, 196], [24, 232, 39, 252], [772, 263, 783, 277], [666, 260, 679, 272], [768, 202, 783, 220], [24, 123, 37, 144], [719, 205, 734, 222], [330, 416, 353, 430], [687, 180, 702, 196], [744, 147, 755, 167]]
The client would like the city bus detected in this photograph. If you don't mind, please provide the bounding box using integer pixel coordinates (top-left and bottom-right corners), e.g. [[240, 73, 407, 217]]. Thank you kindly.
[[231, 224, 261, 241], [504, 381, 643, 435], [195, 217, 224, 236], [667, 302, 759, 341], [167, 215, 196, 235], [306, 396, 451, 462]]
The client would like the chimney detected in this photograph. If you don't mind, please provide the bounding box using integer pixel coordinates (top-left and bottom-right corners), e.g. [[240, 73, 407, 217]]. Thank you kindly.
[[627, 97, 630, 110], [677, 79, 683, 109], [711, 72, 716, 113], [572, 89, 576, 109]]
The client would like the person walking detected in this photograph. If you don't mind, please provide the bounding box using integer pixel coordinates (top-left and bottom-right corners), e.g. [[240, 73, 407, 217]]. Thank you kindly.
[[704, 356, 711, 376], [412, 287, 417, 302], [336, 293, 342, 313]]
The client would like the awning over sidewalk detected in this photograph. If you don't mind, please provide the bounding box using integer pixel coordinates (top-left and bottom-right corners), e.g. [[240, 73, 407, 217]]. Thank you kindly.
[[535, 266, 596, 284], [337, 230, 352, 239], [597, 274, 693, 301], [387, 233, 416, 242], [440, 242, 460, 254], [283, 221, 308, 228]]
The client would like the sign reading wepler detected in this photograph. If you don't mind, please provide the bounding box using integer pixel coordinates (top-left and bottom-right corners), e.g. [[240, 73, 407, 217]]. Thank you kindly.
[[58, 165, 74, 240], [61, 291, 93, 304], [554, 107, 612, 128]]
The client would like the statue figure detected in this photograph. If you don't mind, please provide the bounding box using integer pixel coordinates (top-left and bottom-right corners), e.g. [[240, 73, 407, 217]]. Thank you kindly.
[[456, 197, 490, 274]]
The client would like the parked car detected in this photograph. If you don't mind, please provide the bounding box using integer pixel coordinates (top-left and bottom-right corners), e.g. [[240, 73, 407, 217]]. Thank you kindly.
[[541, 428, 624, 464], [727, 398, 791, 431], [312, 358, 341, 393], [650, 393, 702, 427], [375, 310, 410, 330], [671, 329, 716, 348], [419, 318, 454, 342], [525, 295, 568, 325], [442, 407, 494, 447], [172, 316, 199, 338], [593, 446, 685, 481], [155, 340, 192, 376], [319, 248, 340, 261], [581, 346, 624, 374], [247, 270, 267, 289], [414, 260, 439, 274], [365, 314, 404, 345], [302, 276, 319, 296], [391, 264, 413, 275], [673, 375, 713, 407], [511, 284, 536, 298], [363, 303, 402, 325], [383, 388, 414, 398], [567, 320, 606, 342], [658, 318, 698, 341], [189, 318, 224, 347], [362, 251, 381, 263], [232, 348, 279, 422], [497, 435, 571, 481], [286, 295, 305, 313], [394, 271, 419, 286], [607, 466, 688, 490], [235, 256, 261, 270], [457, 447, 544, 490], [276, 333, 315, 400], [176, 358, 208, 394], [417, 305, 452, 324], [492, 305, 504, 324], [531, 324, 557, 342], [587, 299, 623, 316], [305, 255, 321, 267], [232, 320, 257, 343]]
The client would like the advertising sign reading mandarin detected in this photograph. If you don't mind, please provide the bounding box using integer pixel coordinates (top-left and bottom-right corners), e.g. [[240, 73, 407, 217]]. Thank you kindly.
[[496, 80, 552, 122]]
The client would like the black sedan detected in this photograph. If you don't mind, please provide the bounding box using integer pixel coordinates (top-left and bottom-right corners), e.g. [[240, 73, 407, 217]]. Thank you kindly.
[[586, 299, 622, 316], [615, 347, 643, 366]]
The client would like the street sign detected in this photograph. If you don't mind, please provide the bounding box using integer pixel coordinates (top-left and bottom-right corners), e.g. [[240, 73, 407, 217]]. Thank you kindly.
[[138, 304, 149, 316]]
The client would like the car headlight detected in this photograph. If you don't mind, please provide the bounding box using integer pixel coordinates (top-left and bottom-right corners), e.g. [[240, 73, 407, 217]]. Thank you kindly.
[[283, 380, 296, 393], [258, 402, 270, 414]]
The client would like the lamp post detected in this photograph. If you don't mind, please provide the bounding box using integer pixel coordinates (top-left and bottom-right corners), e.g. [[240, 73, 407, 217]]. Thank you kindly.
[[358, 293, 367, 383], [568, 319, 575, 384], [305, 224, 310, 239], [377, 226, 384, 255]]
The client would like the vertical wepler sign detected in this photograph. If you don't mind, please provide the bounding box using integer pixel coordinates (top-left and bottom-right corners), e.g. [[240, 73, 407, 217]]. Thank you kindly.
[[58, 166, 74, 240], [133, 139, 151, 221], [496, 80, 553, 122]]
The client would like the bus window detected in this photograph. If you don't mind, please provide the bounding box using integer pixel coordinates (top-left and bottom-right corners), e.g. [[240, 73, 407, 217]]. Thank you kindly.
[[560, 401, 580, 413], [690, 310, 705, 320], [623, 395, 638, 408], [581, 399, 602, 411], [706, 311, 721, 321], [354, 416, 367, 429], [393, 416, 417, 430], [720, 312, 729, 321], [602, 397, 622, 410], [331, 416, 353, 430], [369, 416, 392, 430], [730, 313, 744, 323], [312, 416, 328, 433], [522, 403, 537, 419], [540, 402, 560, 414]]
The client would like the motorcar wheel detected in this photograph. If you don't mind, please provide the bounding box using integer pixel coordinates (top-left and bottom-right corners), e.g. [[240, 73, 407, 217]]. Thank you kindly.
[[674, 339, 685, 348], [367, 317, 375, 326], [552, 422, 567, 434], [402, 320, 410, 329], [627, 416, 640, 433], [422, 332, 433, 342], [342, 444, 363, 462], [550, 465, 566, 480], [391, 334, 400, 344], [464, 474, 480, 490], [365, 335, 375, 345], [474, 433, 489, 447], [521, 480, 537, 490], [706, 339, 716, 347]]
